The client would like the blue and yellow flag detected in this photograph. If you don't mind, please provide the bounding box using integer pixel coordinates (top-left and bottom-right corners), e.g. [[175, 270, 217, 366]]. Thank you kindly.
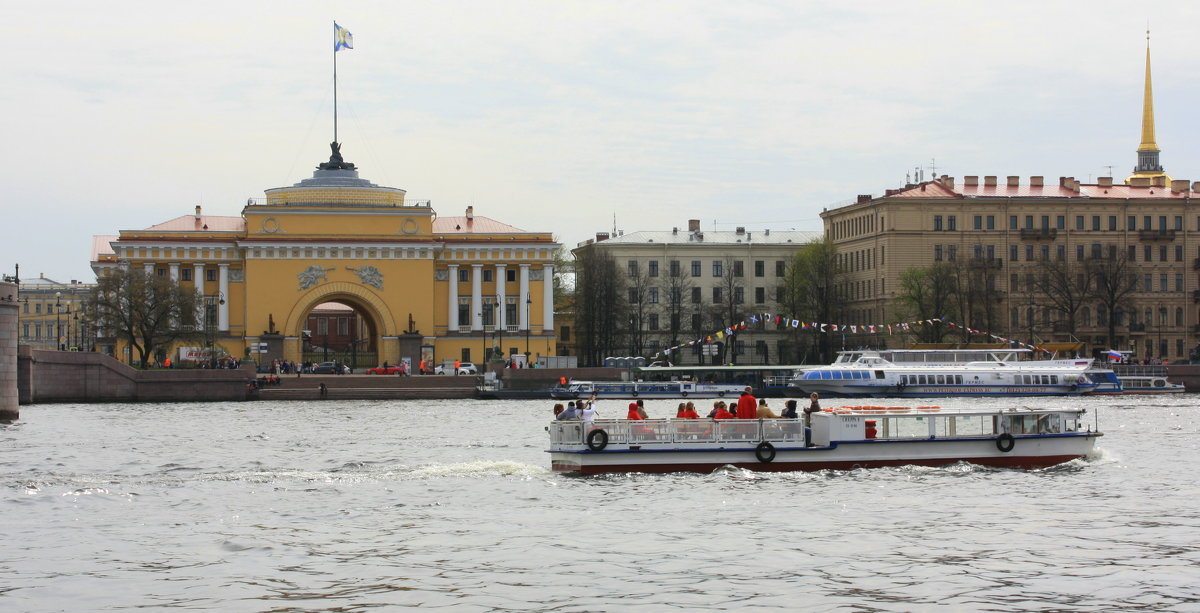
[[335, 23, 353, 52]]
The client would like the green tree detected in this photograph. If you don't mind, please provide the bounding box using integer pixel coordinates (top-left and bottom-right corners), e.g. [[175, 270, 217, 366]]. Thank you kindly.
[[88, 267, 202, 369]]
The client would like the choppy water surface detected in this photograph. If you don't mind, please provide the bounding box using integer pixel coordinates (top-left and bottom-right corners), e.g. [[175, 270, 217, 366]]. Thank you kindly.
[[2, 395, 1198, 612]]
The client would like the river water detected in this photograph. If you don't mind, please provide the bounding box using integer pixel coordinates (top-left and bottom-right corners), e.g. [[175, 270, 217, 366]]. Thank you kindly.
[[2, 394, 1198, 612]]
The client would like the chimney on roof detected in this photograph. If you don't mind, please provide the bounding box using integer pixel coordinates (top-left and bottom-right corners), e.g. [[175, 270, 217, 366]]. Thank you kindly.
[[672, 227, 678, 235], [964, 176, 978, 186], [764, 228, 770, 236], [1153, 176, 1168, 187], [1098, 177, 1113, 188], [465, 206, 474, 220], [1193, 181, 1200, 193], [1007, 176, 1019, 187], [1171, 179, 1189, 192], [1030, 176, 1044, 187], [595, 232, 609, 242], [1129, 177, 1151, 187], [194, 205, 202, 220], [735, 227, 746, 234], [941, 175, 954, 189], [856, 194, 872, 204], [984, 176, 997, 186], [688, 219, 700, 232]]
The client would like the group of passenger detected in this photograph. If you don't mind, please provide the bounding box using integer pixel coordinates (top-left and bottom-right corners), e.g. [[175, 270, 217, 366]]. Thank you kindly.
[[553, 395, 599, 423], [550, 387, 822, 424]]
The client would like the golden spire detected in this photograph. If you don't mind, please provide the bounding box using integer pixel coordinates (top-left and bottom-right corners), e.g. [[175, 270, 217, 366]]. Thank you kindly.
[[1138, 29, 1158, 152], [1127, 29, 1168, 184]]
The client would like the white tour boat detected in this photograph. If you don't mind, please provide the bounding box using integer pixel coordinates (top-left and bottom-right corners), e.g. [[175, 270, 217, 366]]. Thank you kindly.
[[548, 405, 1101, 475], [549, 380, 746, 400], [1092, 364, 1187, 395], [787, 349, 1101, 397]]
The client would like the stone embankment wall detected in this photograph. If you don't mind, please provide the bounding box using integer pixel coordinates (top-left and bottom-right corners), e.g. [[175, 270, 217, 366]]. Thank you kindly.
[[1166, 364, 1200, 392], [18, 348, 253, 404], [494, 367, 624, 389], [1, 281, 17, 420], [254, 373, 480, 400]]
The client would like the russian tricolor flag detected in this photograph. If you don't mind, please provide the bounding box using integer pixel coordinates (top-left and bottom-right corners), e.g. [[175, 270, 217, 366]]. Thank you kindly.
[[1106, 350, 1124, 361]]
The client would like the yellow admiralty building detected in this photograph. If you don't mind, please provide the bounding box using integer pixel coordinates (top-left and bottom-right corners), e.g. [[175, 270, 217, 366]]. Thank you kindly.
[[91, 145, 560, 370]]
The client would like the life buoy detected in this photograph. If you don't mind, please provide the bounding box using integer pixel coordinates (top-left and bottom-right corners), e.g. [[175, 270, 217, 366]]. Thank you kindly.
[[586, 429, 609, 451], [681, 391, 688, 397], [996, 433, 1015, 453], [631, 391, 639, 397], [755, 441, 776, 463], [718, 391, 726, 397]]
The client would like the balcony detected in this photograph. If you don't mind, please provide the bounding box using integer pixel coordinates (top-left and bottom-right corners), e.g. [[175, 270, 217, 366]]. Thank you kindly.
[[1128, 323, 1146, 332], [1139, 229, 1177, 241], [1019, 228, 1057, 240]]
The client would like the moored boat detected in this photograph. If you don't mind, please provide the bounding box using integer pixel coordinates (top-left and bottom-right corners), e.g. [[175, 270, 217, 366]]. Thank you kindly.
[[1091, 364, 1186, 395], [788, 349, 1102, 397], [548, 405, 1100, 475], [550, 380, 745, 400]]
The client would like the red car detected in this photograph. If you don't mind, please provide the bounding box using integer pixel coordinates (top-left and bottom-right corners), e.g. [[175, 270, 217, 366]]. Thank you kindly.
[[365, 365, 402, 375]]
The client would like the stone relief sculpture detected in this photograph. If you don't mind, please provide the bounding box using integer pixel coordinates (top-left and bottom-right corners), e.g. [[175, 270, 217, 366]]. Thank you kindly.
[[298, 265, 335, 290], [530, 269, 545, 281], [347, 265, 384, 289]]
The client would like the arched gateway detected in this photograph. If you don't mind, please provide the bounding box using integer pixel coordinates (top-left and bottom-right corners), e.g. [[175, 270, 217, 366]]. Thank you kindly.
[[91, 145, 560, 369]]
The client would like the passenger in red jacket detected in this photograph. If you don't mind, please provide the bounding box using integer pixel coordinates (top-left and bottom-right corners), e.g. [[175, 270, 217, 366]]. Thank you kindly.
[[711, 401, 735, 420], [627, 402, 643, 420], [736, 386, 758, 419]]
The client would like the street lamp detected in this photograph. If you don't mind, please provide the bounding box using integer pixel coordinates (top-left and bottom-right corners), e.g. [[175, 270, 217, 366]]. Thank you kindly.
[[478, 312, 484, 363], [495, 295, 504, 361], [525, 297, 532, 357], [72, 310, 79, 351], [55, 292, 62, 351]]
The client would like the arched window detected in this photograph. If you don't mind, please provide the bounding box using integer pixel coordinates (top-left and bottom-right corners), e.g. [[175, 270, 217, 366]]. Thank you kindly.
[[1159, 307, 1168, 326], [1176, 307, 1184, 327], [1113, 307, 1124, 326], [1098, 305, 1109, 326], [1080, 307, 1092, 327]]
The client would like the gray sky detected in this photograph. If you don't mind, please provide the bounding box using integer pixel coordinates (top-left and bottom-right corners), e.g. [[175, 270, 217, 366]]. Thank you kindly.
[[7, 1, 1198, 284]]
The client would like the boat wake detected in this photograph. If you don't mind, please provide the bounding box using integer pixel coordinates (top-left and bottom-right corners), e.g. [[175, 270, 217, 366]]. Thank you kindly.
[[409, 460, 549, 479]]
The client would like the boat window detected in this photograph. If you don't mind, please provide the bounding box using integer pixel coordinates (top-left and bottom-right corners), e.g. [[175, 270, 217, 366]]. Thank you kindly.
[[936, 374, 945, 385], [918, 375, 927, 385], [954, 375, 963, 384], [875, 370, 885, 379], [1049, 375, 1057, 385]]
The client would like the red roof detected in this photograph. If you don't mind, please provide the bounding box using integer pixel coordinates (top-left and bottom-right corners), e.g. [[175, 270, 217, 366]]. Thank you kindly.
[[886, 180, 1194, 200], [433, 216, 529, 234], [141, 215, 246, 232]]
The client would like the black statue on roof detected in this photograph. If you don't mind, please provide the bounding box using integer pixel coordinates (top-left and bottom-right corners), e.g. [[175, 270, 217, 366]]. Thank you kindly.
[[318, 141, 357, 171]]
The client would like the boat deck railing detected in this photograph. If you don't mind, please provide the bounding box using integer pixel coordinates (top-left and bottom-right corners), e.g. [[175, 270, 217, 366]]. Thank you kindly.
[[549, 418, 805, 446]]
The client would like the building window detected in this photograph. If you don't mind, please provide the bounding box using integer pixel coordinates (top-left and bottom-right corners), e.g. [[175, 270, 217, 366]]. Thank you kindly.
[[648, 314, 659, 331], [206, 269, 217, 282], [1010, 274, 1019, 292], [647, 261, 659, 277], [934, 245, 943, 261], [947, 245, 957, 261], [691, 287, 701, 303], [1176, 245, 1184, 262], [1145, 245, 1153, 261], [691, 260, 701, 277], [1076, 245, 1084, 261], [1160, 274, 1168, 292], [1010, 245, 1018, 262], [733, 287, 744, 304], [775, 260, 785, 277], [947, 215, 957, 231], [1025, 245, 1034, 261], [1176, 274, 1184, 292], [669, 288, 681, 304], [1056, 245, 1065, 260], [181, 268, 192, 281], [1040, 245, 1049, 260], [1129, 216, 1137, 231], [483, 269, 493, 282], [733, 261, 744, 277], [458, 300, 470, 325], [1040, 215, 1049, 230], [35, 303, 41, 314], [316, 318, 328, 335], [974, 215, 982, 230], [1109, 216, 1117, 231], [1129, 245, 1137, 261], [1144, 274, 1153, 292], [691, 314, 702, 330], [1025, 215, 1033, 229], [712, 287, 722, 303], [1159, 216, 1167, 231], [1009, 216, 1018, 230], [1158, 245, 1167, 262], [559, 325, 571, 342], [628, 261, 638, 276], [648, 288, 659, 303], [755, 287, 765, 303], [669, 260, 680, 277], [1144, 215, 1152, 230], [1090, 216, 1099, 231], [754, 260, 764, 277], [712, 261, 723, 277], [1055, 215, 1064, 230], [1076, 216, 1084, 230], [338, 317, 349, 335], [628, 288, 640, 303], [934, 215, 943, 231], [507, 269, 516, 282]]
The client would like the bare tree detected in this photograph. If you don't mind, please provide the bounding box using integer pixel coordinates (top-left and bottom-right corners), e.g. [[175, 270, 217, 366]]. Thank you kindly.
[[88, 267, 202, 369], [709, 256, 745, 364], [662, 263, 694, 363], [894, 263, 958, 343], [573, 249, 625, 366], [1030, 256, 1094, 342], [1087, 251, 1140, 349], [783, 239, 844, 363], [623, 259, 653, 356]]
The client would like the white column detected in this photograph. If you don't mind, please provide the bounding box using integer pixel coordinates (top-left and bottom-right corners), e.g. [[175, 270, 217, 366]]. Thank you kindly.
[[471, 264, 483, 330], [495, 264, 507, 330], [143, 262, 154, 275], [447, 265, 459, 330], [193, 264, 205, 289], [218, 264, 230, 331], [168, 263, 179, 282], [518, 264, 530, 330], [543, 264, 554, 333]]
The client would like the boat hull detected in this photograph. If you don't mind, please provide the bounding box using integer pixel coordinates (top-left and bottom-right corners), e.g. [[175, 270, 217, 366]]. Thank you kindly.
[[551, 436, 1098, 475]]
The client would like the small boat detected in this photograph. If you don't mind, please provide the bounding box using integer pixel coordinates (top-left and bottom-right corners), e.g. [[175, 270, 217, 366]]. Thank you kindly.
[[1091, 364, 1186, 395], [788, 349, 1101, 397], [549, 380, 746, 400], [548, 405, 1101, 475]]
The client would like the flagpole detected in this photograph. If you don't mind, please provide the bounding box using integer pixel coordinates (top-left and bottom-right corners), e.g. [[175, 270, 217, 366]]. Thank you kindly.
[[333, 20, 339, 145]]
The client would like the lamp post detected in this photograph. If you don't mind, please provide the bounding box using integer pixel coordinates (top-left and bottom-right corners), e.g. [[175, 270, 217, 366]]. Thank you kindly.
[[495, 295, 504, 361], [478, 312, 485, 363], [55, 292, 62, 350], [72, 310, 79, 351], [525, 297, 532, 357]]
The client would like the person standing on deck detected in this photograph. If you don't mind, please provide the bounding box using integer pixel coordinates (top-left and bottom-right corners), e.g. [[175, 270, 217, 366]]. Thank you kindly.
[[736, 386, 757, 419]]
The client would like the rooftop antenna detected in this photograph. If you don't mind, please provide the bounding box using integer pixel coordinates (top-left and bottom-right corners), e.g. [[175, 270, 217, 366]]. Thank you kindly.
[[612, 212, 617, 236], [930, 157, 937, 177], [1103, 165, 1115, 177]]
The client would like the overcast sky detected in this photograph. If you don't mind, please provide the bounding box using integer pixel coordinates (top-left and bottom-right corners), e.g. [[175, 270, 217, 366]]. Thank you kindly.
[[7, 1, 1199, 284]]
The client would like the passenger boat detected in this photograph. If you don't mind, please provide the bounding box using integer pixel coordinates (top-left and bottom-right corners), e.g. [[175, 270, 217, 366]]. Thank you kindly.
[[549, 380, 746, 400], [1091, 365, 1186, 395], [787, 349, 1101, 397], [547, 405, 1101, 475]]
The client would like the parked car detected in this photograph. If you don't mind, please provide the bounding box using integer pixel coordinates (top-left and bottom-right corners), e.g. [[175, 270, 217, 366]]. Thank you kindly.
[[434, 362, 479, 375], [313, 361, 351, 374], [366, 364, 402, 375]]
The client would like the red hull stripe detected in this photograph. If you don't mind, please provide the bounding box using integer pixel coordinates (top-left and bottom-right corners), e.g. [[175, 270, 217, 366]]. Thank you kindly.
[[552, 455, 1084, 475]]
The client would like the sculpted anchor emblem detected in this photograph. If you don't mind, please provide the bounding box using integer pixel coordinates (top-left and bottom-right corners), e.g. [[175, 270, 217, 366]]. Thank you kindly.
[[347, 265, 384, 289], [298, 265, 335, 290]]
